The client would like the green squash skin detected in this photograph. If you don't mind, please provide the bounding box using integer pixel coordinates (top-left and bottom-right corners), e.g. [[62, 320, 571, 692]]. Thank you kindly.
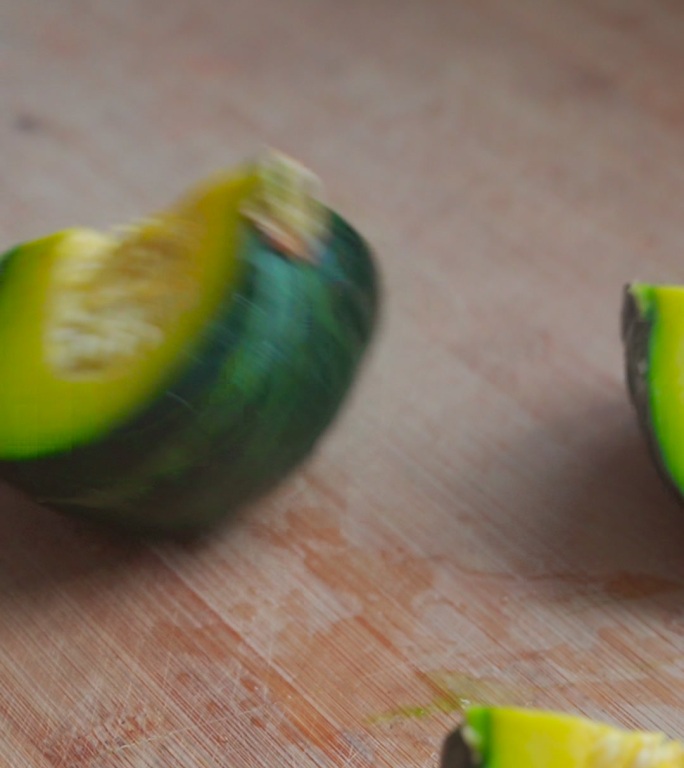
[[622, 284, 655, 442], [0, 211, 379, 534], [621, 283, 684, 503], [440, 727, 479, 768]]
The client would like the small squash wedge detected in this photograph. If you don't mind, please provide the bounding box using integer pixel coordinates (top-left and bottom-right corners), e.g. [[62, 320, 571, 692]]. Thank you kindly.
[[622, 282, 684, 498], [452, 706, 683, 768], [0, 152, 379, 533]]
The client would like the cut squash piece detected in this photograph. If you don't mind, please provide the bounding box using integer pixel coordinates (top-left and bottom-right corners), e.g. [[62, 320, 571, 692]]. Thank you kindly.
[[623, 282, 684, 498], [460, 706, 684, 768], [0, 152, 379, 533]]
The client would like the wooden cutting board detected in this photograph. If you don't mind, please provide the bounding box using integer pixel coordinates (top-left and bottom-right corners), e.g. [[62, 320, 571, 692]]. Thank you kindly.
[[3, 0, 684, 765]]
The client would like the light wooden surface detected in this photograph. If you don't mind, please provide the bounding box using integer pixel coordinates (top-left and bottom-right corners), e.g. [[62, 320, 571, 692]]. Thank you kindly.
[[3, 0, 684, 765]]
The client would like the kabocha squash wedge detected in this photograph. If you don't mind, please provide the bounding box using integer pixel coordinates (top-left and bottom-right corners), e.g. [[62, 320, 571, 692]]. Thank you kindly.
[[622, 282, 684, 498], [443, 706, 684, 768], [0, 152, 379, 533]]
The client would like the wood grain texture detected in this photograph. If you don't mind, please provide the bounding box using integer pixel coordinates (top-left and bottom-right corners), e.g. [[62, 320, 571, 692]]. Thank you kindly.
[[3, 0, 684, 765]]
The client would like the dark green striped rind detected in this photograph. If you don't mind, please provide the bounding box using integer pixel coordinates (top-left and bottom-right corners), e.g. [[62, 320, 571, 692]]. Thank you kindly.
[[0, 212, 379, 533]]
